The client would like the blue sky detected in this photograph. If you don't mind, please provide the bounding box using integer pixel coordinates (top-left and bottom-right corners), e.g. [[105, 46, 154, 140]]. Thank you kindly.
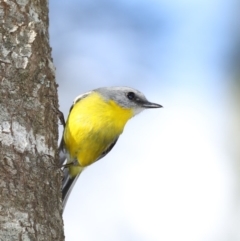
[[50, 0, 239, 240]]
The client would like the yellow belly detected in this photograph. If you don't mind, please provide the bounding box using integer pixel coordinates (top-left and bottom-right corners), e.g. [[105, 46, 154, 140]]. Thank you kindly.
[[64, 92, 134, 167]]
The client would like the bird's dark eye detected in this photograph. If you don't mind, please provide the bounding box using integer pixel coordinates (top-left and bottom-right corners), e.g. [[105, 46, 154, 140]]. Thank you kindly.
[[127, 92, 135, 100]]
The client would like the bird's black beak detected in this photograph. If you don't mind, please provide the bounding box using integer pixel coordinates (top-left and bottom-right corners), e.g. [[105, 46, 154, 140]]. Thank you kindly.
[[142, 101, 163, 108]]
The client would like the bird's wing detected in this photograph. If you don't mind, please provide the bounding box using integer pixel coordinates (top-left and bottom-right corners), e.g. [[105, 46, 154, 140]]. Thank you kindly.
[[96, 137, 119, 161], [58, 91, 92, 166], [62, 137, 119, 211]]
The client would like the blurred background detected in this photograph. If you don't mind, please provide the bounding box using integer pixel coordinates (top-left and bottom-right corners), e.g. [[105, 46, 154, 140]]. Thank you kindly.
[[49, 0, 240, 240]]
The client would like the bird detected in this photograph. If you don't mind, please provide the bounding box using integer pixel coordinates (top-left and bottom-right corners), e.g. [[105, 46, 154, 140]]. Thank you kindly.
[[59, 86, 162, 210]]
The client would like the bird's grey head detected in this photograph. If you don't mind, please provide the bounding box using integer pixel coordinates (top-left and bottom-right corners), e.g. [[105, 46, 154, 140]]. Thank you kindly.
[[95, 86, 162, 115]]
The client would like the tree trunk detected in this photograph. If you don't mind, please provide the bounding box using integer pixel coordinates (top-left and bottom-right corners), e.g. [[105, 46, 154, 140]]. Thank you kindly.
[[0, 0, 64, 240]]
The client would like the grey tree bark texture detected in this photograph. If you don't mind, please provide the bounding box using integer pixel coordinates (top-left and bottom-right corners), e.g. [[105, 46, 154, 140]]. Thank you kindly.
[[0, 0, 64, 240]]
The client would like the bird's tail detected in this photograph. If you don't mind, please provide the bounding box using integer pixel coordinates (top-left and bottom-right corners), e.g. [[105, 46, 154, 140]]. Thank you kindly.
[[57, 113, 79, 210], [59, 137, 84, 211], [62, 166, 84, 210]]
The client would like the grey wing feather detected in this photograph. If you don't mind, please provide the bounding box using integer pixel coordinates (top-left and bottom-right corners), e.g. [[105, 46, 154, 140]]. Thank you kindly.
[[62, 167, 83, 210]]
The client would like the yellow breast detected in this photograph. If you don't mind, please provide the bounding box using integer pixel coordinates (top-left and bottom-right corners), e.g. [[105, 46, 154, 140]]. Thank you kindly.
[[64, 92, 134, 167]]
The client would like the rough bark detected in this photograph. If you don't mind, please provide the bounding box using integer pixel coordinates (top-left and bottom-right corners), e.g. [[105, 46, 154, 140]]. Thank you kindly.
[[0, 0, 64, 240]]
